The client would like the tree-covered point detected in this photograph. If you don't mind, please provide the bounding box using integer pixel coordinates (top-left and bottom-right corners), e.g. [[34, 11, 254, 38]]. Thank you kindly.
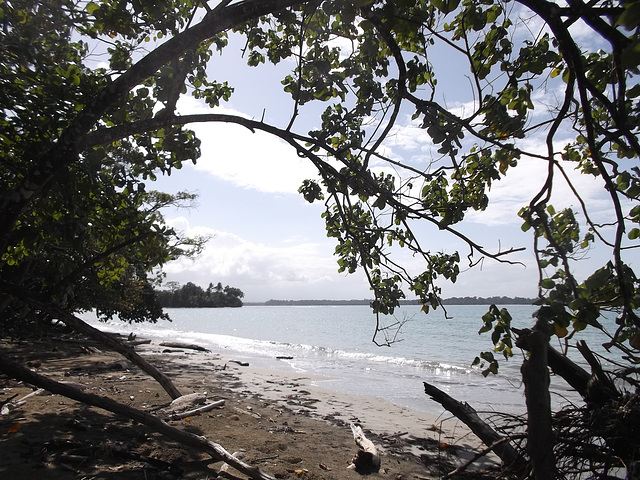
[[156, 282, 244, 308]]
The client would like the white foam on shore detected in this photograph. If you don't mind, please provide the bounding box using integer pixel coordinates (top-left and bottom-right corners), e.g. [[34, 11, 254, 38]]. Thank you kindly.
[[138, 341, 490, 461]]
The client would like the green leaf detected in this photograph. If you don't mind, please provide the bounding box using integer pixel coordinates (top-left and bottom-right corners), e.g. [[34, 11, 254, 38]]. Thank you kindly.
[[431, 0, 461, 15], [86, 2, 99, 15], [617, 0, 640, 29], [541, 278, 555, 289], [621, 39, 640, 69]]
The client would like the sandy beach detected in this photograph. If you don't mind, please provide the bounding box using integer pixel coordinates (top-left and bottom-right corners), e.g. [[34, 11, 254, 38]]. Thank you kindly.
[[0, 333, 499, 479]]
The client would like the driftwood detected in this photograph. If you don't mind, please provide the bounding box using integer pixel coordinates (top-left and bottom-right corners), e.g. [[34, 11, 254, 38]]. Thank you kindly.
[[423, 381, 523, 469], [347, 423, 380, 474], [126, 339, 152, 346], [218, 450, 246, 479], [165, 400, 226, 421], [164, 392, 207, 411], [228, 360, 249, 367], [60, 314, 182, 399], [0, 350, 276, 480], [156, 392, 226, 420], [160, 342, 211, 352], [1, 388, 46, 415]]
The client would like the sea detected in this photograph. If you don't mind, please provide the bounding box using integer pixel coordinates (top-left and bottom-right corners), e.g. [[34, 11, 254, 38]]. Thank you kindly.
[[80, 304, 619, 417]]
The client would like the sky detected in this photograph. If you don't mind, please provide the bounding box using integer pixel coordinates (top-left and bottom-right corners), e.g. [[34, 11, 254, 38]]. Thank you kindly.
[[143, 12, 620, 303]]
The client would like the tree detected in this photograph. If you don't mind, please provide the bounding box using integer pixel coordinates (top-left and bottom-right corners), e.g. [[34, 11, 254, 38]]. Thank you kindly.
[[223, 285, 245, 307], [1, 0, 638, 478]]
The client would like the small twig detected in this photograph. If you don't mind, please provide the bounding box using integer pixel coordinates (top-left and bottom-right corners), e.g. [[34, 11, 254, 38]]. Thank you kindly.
[[164, 400, 226, 421], [443, 435, 525, 478], [0, 393, 18, 409], [218, 450, 246, 478], [254, 455, 279, 462]]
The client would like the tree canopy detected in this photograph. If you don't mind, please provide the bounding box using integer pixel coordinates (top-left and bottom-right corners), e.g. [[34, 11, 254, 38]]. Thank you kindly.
[[1, 0, 639, 478]]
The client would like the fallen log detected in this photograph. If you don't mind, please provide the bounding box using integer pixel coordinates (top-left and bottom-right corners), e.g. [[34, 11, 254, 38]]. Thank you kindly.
[[423, 381, 523, 469], [60, 314, 182, 399], [160, 342, 211, 352], [0, 350, 276, 480]]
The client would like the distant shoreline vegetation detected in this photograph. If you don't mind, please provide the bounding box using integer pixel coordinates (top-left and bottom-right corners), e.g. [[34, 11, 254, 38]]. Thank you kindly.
[[245, 296, 536, 307], [157, 282, 244, 308]]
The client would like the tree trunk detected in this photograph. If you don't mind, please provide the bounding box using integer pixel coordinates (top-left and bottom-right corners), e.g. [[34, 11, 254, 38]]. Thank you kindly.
[[423, 381, 523, 469], [546, 345, 590, 396], [514, 326, 591, 397], [54, 309, 183, 399], [0, 281, 182, 399], [576, 340, 620, 405], [0, 350, 275, 480], [520, 320, 555, 479]]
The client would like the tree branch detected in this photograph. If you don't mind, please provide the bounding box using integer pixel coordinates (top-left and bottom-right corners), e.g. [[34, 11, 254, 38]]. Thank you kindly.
[[0, 0, 305, 253], [423, 381, 524, 469]]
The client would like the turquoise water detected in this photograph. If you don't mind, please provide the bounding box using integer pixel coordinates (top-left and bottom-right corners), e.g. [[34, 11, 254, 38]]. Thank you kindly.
[[82, 304, 617, 416]]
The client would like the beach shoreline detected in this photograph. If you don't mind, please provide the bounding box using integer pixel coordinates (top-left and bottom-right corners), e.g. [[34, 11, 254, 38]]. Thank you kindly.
[[142, 343, 478, 446], [1, 333, 500, 479]]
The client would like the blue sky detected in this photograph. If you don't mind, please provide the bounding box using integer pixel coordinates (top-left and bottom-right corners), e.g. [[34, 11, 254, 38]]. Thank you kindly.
[[146, 22, 618, 303]]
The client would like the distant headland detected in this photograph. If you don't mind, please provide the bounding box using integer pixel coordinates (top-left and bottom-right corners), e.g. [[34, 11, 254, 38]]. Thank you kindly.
[[244, 296, 536, 307]]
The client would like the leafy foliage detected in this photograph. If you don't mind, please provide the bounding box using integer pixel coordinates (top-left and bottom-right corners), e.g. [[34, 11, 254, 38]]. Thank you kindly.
[[1, 0, 639, 475], [0, 0, 208, 331]]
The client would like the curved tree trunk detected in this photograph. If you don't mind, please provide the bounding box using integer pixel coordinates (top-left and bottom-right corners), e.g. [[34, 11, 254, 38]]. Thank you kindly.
[[56, 310, 182, 399], [0, 350, 275, 480], [0, 281, 181, 399]]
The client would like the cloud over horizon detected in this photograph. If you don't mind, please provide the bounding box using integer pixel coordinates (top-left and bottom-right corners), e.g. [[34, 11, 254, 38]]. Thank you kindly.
[[162, 217, 372, 302]]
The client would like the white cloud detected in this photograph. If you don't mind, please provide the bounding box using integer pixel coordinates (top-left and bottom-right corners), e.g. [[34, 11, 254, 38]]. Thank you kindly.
[[162, 217, 371, 301], [177, 98, 320, 194], [193, 124, 319, 194]]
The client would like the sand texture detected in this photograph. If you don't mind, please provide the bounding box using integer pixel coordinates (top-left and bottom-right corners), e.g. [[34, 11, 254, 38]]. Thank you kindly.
[[1, 334, 501, 479]]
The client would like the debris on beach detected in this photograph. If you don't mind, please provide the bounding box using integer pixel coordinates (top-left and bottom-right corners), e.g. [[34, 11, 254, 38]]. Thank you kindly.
[[348, 423, 381, 474], [159, 341, 211, 352], [157, 392, 225, 420], [228, 360, 250, 367]]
